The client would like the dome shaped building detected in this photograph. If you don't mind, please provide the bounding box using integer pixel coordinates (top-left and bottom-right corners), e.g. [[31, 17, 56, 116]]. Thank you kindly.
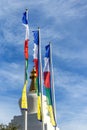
[[10, 67, 60, 130]]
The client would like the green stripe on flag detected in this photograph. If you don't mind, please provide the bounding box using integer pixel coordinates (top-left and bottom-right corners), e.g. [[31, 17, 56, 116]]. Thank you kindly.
[[36, 77, 40, 96], [25, 71, 28, 80], [45, 87, 56, 126], [25, 59, 28, 81], [36, 77, 42, 121], [25, 59, 28, 69], [45, 87, 52, 105]]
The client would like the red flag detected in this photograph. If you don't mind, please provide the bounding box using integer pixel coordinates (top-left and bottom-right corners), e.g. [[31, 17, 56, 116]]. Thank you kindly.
[[44, 72, 50, 88]]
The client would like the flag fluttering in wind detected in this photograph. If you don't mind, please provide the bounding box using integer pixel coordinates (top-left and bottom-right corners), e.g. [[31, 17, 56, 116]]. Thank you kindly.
[[44, 45, 50, 88], [33, 31, 39, 76], [33, 30, 42, 121], [44, 44, 56, 126], [22, 10, 29, 60], [21, 10, 29, 110]]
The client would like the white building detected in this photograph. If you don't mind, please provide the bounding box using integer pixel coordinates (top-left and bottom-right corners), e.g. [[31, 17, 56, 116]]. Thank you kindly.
[[10, 68, 60, 130]]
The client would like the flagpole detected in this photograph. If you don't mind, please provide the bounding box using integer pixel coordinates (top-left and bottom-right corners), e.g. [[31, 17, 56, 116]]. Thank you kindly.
[[49, 42, 57, 130], [38, 27, 44, 130], [26, 9, 28, 20], [24, 110, 27, 130]]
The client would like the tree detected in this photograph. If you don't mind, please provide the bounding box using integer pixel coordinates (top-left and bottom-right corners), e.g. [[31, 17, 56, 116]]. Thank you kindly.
[[0, 124, 18, 130], [0, 124, 7, 130]]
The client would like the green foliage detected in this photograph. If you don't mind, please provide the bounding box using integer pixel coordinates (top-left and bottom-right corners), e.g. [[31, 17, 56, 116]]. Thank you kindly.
[[0, 124, 18, 130]]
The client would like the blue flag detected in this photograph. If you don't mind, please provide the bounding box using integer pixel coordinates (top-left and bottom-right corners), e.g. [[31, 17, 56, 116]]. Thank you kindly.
[[22, 11, 28, 25], [33, 31, 39, 45]]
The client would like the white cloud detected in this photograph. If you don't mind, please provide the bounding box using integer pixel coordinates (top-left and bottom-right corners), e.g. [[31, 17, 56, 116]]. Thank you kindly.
[[60, 121, 87, 130], [0, 62, 24, 91], [54, 68, 87, 130], [53, 40, 87, 67], [54, 68, 87, 98], [44, 0, 87, 21]]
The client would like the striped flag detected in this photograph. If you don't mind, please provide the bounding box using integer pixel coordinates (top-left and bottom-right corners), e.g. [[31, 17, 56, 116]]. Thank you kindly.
[[22, 11, 29, 60], [32, 30, 42, 121], [21, 10, 29, 110], [44, 44, 56, 126], [44, 45, 50, 88], [22, 10, 29, 81], [33, 31, 39, 76]]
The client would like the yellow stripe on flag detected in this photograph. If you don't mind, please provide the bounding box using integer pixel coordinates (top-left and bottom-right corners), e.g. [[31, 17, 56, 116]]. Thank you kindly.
[[48, 105, 56, 126], [37, 96, 42, 120], [21, 81, 28, 109]]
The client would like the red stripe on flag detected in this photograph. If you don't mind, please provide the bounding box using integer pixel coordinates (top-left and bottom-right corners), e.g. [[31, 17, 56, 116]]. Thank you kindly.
[[44, 72, 50, 88], [33, 59, 38, 76], [24, 40, 28, 59]]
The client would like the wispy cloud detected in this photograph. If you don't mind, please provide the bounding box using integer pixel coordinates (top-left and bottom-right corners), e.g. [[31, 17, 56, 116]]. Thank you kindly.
[[54, 68, 87, 97], [60, 120, 87, 130], [29, 0, 87, 33], [54, 44, 87, 66], [54, 68, 87, 129], [0, 62, 24, 91]]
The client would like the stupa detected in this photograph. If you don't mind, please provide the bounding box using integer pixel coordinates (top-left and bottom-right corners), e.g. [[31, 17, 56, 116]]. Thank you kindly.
[[10, 67, 60, 130]]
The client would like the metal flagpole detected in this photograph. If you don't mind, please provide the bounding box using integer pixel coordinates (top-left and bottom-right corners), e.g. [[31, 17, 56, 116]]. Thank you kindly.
[[38, 27, 44, 130], [49, 42, 57, 130], [24, 110, 27, 130]]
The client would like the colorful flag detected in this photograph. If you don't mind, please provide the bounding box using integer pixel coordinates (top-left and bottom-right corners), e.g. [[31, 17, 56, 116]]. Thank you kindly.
[[33, 30, 42, 121], [22, 10, 29, 59], [21, 10, 29, 110], [44, 44, 56, 126], [44, 45, 50, 88], [22, 10, 29, 80], [32, 30, 39, 95], [33, 31, 39, 76]]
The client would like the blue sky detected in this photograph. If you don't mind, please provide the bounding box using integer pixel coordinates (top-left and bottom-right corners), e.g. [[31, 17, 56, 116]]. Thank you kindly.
[[0, 0, 87, 130]]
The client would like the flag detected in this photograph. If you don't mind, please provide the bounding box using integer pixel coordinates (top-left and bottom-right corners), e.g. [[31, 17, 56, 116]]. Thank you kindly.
[[22, 10, 29, 82], [44, 45, 50, 88], [22, 10, 29, 59], [33, 31, 39, 76], [21, 10, 29, 110], [33, 30, 42, 121], [32, 30, 39, 95], [22, 11, 28, 25], [21, 81, 28, 110], [44, 44, 56, 126]]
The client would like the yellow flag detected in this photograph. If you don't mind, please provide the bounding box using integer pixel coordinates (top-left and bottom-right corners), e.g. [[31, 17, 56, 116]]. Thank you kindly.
[[37, 96, 42, 120], [21, 81, 28, 109], [48, 105, 56, 126]]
